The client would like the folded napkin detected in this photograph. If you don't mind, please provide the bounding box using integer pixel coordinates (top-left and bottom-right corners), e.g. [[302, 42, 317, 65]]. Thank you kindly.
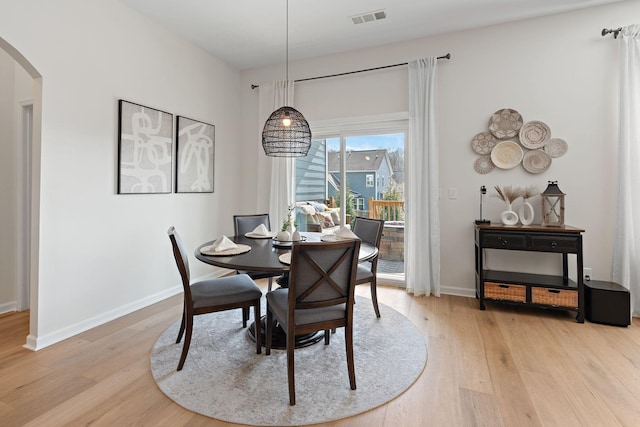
[[207, 235, 238, 252], [336, 226, 359, 240], [251, 224, 270, 236]]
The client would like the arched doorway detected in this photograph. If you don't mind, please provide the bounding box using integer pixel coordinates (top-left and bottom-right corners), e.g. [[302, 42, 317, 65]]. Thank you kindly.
[[0, 37, 42, 350]]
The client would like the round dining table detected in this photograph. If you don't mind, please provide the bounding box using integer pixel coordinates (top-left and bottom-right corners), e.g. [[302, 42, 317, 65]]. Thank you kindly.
[[194, 232, 377, 348]]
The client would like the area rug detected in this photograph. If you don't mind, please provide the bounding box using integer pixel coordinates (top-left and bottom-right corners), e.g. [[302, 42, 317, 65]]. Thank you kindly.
[[150, 296, 427, 426]]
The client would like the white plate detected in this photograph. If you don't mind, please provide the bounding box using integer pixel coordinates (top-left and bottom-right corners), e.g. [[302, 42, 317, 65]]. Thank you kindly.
[[519, 120, 551, 149], [200, 244, 251, 256], [320, 234, 357, 242], [490, 140, 524, 169], [278, 253, 291, 265], [543, 138, 568, 158], [522, 149, 552, 174], [244, 231, 277, 239], [488, 108, 523, 139]]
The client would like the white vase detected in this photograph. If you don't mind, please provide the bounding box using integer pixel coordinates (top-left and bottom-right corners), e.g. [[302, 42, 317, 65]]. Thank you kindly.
[[500, 203, 519, 226], [291, 230, 301, 241], [276, 230, 290, 241], [518, 199, 534, 225]]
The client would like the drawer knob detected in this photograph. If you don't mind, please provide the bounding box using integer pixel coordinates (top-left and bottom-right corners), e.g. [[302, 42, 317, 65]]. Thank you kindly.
[[501, 239, 508, 246], [551, 241, 557, 248]]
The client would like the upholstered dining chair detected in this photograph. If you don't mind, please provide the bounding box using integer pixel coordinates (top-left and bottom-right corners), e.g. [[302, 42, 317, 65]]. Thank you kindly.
[[167, 226, 262, 371], [234, 213, 281, 292], [352, 216, 385, 318], [265, 239, 361, 405]]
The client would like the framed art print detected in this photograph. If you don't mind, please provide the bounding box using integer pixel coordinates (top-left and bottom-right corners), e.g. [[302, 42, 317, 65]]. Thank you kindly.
[[175, 116, 215, 193], [117, 100, 173, 194]]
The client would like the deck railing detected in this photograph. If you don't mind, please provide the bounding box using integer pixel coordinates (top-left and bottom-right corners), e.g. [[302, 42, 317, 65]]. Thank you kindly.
[[368, 198, 405, 221]]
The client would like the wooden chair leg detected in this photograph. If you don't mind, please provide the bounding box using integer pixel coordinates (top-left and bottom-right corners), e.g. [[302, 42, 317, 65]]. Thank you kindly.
[[370, 279, 381, 318], [287, 329, 296, 405], [345, 324, 356, 390], [177, 314, 193, 371], [324, 329, 330, 345], [254, 301, 261, 354], [265, 309, 273, 355], [176, 304, 186, 344], [242, 307, 249, 327]]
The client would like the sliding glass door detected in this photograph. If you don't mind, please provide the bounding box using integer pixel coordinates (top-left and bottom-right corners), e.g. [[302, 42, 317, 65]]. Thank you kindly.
[[295, 119, 407, 284]]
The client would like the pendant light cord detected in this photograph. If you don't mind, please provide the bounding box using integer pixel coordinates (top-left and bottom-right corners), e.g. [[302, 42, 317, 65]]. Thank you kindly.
[[285, 0, 289, 102]]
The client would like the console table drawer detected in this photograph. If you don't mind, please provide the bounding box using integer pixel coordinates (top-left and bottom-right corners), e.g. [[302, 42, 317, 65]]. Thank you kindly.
[[481, 233, 527, 250], [531, 287, 578, 308], [484, 282, 526, 302], [529, 235, 579, 252]]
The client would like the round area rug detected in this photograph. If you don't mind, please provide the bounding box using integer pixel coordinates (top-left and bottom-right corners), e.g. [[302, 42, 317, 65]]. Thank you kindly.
[[150, 296, 427, 426]]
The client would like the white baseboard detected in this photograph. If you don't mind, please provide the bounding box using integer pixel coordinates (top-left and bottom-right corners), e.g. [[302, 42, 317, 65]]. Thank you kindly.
[[25, 269, 231, 351], [440, 285, 476, 298], [0, 301, 17, 315]]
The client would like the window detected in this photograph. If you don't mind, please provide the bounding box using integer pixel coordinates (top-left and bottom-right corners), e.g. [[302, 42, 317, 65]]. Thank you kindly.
[[294, 114, 408, 285], [353, 198, 365, 211], [366, 174, 374, 187]]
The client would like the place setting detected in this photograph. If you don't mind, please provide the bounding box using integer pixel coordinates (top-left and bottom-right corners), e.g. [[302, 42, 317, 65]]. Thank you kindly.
[[199, 235, 251, 256], [244, 223, 277, 239]]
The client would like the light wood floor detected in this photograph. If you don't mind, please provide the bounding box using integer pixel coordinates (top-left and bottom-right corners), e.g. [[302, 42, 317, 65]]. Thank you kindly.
[[2, 283, 640, 427]]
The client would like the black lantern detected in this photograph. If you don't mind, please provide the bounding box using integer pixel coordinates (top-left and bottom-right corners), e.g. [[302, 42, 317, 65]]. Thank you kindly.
[[261, 0, 311, 157], [541, 181, 565, 227]]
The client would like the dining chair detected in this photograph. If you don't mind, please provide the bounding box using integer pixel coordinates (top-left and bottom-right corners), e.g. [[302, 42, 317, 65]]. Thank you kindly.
[[352, 216, 385, 318], [265, 239, 361, 405], [234, 213, 281, 292], [167, 226, 262, 371]]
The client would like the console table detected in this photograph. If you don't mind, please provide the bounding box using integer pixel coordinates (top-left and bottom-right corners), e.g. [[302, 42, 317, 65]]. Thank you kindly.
[[475, 223, 585, 322]]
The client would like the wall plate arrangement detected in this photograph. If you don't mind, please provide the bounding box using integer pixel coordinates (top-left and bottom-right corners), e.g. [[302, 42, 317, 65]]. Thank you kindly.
[[470, 108, 568, 174]]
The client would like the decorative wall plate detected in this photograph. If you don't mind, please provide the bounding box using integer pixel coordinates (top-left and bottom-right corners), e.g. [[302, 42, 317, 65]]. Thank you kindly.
[[474, 156, 495, 174], [543, 138, 568, 158], [490, 140, 524, 169], [522, 149, 552, 174], [519, 120, 551, 149], [488, 108, 523, 139], [471, 132, 497, 154]]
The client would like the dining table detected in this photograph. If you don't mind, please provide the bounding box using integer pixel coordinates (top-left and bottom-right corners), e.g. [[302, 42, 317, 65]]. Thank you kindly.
[[194, 231, 378, 348]]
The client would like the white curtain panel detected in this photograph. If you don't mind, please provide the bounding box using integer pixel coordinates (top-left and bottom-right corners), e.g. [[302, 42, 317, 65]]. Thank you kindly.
[[612, 24, 640, 317], [406, 57, 441, 297], [258, 81, 296, 231]]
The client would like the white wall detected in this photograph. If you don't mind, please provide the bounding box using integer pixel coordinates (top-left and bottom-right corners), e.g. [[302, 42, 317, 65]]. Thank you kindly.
[[0, 48, 17, 310], [0, 49, 32, 314], [0, 0, 245, 348], [241, 1, 639, 295]]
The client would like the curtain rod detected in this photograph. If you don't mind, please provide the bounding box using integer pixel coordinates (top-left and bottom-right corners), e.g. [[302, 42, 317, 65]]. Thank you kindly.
[[602, 27, 623, 38], [250, 53, 451, 89]]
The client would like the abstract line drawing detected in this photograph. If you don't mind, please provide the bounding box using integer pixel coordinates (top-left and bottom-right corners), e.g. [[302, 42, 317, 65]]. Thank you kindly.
[[118, 100, 173, 194], [176, 116, 215, 193]]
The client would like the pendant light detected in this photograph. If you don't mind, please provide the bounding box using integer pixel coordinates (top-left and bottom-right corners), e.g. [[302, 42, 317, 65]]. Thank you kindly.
[[261, 0, 311, 157]]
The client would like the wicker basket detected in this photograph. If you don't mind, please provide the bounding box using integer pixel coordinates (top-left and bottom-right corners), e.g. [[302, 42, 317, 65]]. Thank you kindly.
[[484, 282, 526, 302], [531, 287, 578, 308]]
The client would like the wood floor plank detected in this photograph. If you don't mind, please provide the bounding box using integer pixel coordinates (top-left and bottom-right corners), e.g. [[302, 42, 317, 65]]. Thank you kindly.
[[459, 387, 504, 427], [2, 283, 639, 426], [473, 307, 542, 426]]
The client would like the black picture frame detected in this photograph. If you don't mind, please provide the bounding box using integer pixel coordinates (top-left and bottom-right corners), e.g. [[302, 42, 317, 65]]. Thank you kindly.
[[117, 100, 173, 194], [175, 116, 215, 193]]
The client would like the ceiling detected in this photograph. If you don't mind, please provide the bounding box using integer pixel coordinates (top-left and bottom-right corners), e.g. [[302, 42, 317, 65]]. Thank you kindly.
[[121, 0, 622, 70]]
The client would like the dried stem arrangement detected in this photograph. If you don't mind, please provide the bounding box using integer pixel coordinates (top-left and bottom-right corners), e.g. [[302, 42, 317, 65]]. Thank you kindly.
[[494, 185, 523, 203], [521, 185, 539, 200]]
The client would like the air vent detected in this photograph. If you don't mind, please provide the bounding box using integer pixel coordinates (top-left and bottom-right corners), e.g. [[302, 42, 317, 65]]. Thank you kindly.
[[350, 10, 386, 25]]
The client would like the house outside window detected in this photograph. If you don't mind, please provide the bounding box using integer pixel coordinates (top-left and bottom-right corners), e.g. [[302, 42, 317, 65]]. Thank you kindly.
[[366, 174, 374, 187], [353, 197, 365, 211]]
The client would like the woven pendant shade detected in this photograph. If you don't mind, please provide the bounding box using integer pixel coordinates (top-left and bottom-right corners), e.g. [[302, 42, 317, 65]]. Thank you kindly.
[[262, 106, 311, 157]]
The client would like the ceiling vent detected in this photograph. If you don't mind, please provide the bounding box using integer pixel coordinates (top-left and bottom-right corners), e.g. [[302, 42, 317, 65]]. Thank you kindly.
[[350, 10, 386, 25]]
